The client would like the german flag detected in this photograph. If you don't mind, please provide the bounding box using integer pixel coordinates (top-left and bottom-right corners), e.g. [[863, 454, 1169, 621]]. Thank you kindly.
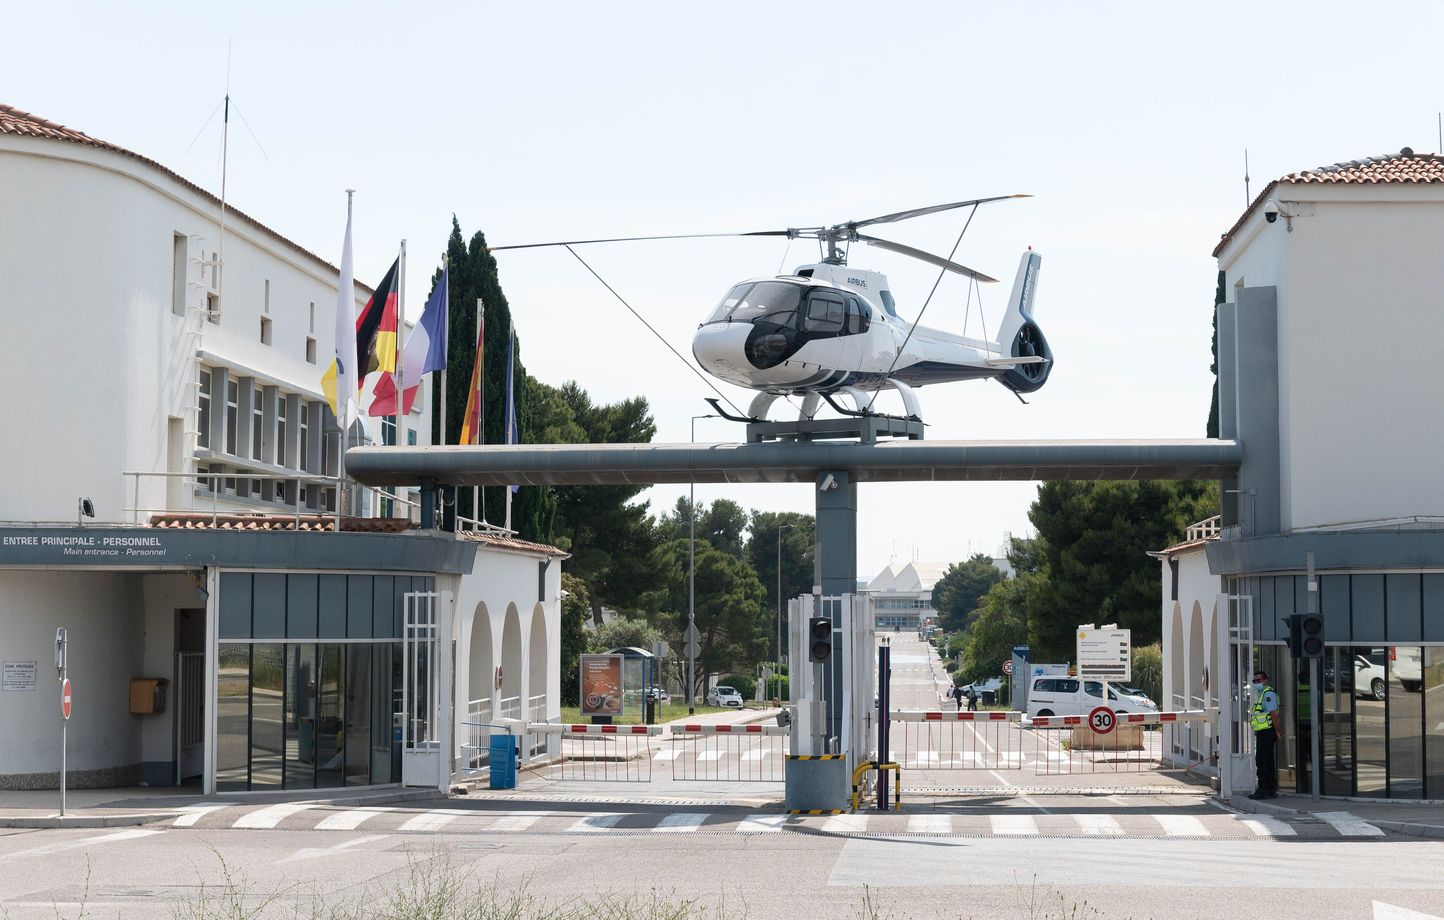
[[355, 257, 400, 378]]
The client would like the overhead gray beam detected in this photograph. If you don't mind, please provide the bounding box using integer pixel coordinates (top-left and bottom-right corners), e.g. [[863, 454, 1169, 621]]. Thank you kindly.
[[345, 439, 1242, 488]]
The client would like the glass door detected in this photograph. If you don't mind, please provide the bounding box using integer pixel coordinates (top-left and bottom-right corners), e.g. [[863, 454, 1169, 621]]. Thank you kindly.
[[401, 591, 441, 787]]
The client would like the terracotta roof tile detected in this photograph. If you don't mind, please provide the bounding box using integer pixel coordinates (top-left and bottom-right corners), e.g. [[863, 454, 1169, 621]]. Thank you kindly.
[[0, 102, 371, 294], [457, 530, 569, 558], [147, 513, 410, 533], [1213, 148, 1444, 256]]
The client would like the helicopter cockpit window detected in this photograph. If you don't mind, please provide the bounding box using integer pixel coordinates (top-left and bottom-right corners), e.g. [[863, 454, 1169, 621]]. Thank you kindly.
[[804, 292, 846, 336], [707, 283, 754, 323], [720, 281, 803, 326]]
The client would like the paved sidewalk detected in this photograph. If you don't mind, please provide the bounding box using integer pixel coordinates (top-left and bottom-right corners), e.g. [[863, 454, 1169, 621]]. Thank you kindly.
[[0, 785, 437, 828], [1225, 790, 1444, 839]]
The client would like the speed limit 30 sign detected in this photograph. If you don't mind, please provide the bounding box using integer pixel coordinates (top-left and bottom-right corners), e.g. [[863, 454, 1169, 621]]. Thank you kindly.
[[1088, 705, 1115, 735]]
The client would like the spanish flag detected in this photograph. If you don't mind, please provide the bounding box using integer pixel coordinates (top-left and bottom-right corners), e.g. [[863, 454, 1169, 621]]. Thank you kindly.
[[458, 309, 484, 445], [356, 257, 400, 379]]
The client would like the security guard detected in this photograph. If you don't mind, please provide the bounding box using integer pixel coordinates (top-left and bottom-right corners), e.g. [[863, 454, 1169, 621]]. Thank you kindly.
[[1249, 669, 1282, 799]]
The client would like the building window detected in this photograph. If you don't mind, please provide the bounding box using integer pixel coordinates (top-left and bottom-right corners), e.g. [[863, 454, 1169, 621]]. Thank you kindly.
[[308, 302, 315, 333], [198, 370, 212, 449], [172, 233, 187, 317], [225, 380, 240, 455], [252, 395, 264, 461], [260, 315, 272, 346], [299, 406, 310, 473], [277, 399, 288, 468], [207, 291, 220, 324], [382, 416, 397, 447], [407, 429, 416, 446], [306, 337, 317, 364]]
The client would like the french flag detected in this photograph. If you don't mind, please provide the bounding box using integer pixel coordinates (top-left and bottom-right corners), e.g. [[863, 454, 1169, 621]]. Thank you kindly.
[[371, 268, 448, 416]]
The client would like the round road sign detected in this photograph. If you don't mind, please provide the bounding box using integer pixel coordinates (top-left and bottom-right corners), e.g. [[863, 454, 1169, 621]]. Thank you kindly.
[[1002, 660, 1014, 675], [61, 678, 72, 721], [1088, 705, 1115, 735]]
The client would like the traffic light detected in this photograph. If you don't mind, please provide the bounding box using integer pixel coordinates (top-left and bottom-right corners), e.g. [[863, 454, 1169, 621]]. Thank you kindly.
[[808, 617, 832, 663], [1283, 614, 1302, 656], [1300, 612, 1324, 658]]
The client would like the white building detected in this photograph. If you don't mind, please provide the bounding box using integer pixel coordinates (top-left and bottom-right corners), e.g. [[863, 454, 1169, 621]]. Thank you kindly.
[[1158, 150, 1444, 799], [0, 103, 561, 794], [860, 561, 949, 630]]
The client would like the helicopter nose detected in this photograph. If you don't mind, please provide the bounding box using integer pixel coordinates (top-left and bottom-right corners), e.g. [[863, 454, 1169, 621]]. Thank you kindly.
[[691, 322, 752, 384]]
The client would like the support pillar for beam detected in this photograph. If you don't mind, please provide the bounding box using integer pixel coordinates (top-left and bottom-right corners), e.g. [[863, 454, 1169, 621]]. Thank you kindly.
[[420, 479, 436, 530], [814, 470, 856, 752]]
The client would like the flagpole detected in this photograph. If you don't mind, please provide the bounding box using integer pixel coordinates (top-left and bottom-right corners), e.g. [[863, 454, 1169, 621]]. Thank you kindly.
[[336, 189, 354, 530], [393, 239, 406, 519], [476, 296, 485, 526], [504, 325, 514, 533], [439, 254, 448, 451]]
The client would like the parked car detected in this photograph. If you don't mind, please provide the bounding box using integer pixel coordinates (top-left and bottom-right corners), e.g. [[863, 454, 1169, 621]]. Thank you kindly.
[[645, 687, 670, 703], [1026, 677, 1154, 719], [1114, 684, 1157, 708], [706, 685, 744, 708], [1391, 646, 1423, 693]]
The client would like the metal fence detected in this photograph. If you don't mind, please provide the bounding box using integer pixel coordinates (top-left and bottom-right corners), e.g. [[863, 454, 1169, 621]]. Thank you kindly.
[[890, 710, 1025, 770], [664, 724, 788, 782]]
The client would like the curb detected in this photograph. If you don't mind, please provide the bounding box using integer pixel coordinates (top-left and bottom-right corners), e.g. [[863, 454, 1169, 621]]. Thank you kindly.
[[0, 812, 175, 829]]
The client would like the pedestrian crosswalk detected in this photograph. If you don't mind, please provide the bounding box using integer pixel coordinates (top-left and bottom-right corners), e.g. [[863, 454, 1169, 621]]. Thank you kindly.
[[168, 803, 1389, 840]]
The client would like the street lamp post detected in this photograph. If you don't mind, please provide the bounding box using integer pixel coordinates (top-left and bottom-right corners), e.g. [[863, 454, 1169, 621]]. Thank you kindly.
[[688, 413, 716, 715], [776, 522, 795, 703]]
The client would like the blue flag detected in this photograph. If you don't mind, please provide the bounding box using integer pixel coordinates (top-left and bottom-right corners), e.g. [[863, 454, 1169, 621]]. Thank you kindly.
[[504, 331, 519, 493]]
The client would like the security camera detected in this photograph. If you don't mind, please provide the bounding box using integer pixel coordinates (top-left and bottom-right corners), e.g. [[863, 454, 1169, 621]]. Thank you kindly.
[[1263, 200, 1280, 223], [819, 473, 837, 492]]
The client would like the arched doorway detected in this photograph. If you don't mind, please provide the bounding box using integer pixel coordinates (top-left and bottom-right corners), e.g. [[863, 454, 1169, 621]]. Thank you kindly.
[[467, 602, 493, 724], [1208, 601, 1220, 710], [500, 604, 523, 720], [1188, 601, 1206, 759], [1169, 604, 1185, 710], [528, 604, 548, 724]]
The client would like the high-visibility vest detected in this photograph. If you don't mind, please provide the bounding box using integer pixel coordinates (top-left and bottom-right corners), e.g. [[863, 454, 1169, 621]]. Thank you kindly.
[[1250, 685, 1276, 732]]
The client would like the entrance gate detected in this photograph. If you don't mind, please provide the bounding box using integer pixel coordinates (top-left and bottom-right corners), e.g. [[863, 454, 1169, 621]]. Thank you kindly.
[[402, 591, 448, 788]]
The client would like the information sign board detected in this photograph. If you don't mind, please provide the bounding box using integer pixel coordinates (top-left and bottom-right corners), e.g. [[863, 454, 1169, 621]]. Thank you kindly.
[[579, 654, 624, 717], [1076, 628, 1130, 682], [2, 661, 36, 691]]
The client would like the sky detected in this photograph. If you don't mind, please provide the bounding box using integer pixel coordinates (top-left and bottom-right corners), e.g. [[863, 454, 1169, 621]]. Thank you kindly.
[[8, 2, 1444, 576]]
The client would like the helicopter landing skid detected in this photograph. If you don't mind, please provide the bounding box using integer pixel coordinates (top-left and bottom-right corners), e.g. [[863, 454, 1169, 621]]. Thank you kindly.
[[704, 396, 924, 443]]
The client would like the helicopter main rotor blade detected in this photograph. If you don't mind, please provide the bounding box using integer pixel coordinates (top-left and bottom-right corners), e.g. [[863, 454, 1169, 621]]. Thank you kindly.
[[489, 230, 793, 252], [849, 194, 1032, 230], [855, 234, 999, 283]]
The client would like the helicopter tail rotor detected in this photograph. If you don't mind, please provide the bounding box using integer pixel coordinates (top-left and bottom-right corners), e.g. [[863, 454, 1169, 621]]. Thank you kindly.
[[994, 250, 1053, 394]]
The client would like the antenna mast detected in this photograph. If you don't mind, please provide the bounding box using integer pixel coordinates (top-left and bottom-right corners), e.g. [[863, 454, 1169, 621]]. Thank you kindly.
[[216, 41, 232, 321], [1243, 149, 1251, 208]]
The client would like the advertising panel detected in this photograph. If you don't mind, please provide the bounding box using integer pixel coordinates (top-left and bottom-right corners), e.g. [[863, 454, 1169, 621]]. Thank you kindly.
[[579, 654, 624, 717]]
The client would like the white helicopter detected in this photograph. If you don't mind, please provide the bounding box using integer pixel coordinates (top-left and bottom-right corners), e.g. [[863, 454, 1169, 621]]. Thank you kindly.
[[491, 195, 1051, 423]]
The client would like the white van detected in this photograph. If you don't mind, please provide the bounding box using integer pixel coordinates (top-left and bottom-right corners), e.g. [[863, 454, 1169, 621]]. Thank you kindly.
[[1390, 646, 1423, 692], [1026, 677, 1156, 719]]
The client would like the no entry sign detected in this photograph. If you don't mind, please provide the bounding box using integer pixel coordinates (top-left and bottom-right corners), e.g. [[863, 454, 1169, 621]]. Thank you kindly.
[[1088, 705, 1116, 735], [61, 678, 72, 720]]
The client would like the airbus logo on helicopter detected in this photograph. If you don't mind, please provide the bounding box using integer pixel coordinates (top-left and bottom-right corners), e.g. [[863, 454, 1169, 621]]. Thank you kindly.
[[489, 195, 1051, 423]]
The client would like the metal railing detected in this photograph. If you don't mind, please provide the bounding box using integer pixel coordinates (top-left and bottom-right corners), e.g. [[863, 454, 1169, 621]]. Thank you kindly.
[[529, 723, 660, 782], [122, 469, 344, 529], [665, 723, 787, 782], [498, 696, 522, 721], [527, 694, 547, 723], [467, 697, 493, 724], [1185, 516, 1221, 541], [454, 515, 517, 536], [890, 710, 1025, 770]]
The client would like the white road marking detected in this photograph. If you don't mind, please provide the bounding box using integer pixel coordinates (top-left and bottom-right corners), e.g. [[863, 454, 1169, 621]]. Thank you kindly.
[[737, 814, 787, 833], [568, 813, 623, 832], [1239, 815, 1297, 837], [822, 814, 868, 834], [1317, 811, 1385, 837], [279, 834, 387, 863], [488, 814, 544, 831], [315, 807, 394, 831], [990, 815, 1039, 835], [6, 828, 164, 859], [1373, 900, 1444, 920], [1151, 815, 1208, 836], [1072, 814, 1124, 835], [398, 810, 460, 832], [172, 804, 228, 827], [653, 813, 708, 833], [652, 748, 682, 761], [742, 749, 768, 762], [697, 751, 725, 762], [907, 814, 952, 834], [232, 803, 313, 829]]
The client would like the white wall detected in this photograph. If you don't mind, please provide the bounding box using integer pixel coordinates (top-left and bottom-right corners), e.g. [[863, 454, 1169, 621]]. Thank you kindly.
[[0, 571, 144, 779], [1219, 184, 1444, 532], [0, 135, 430, 526]]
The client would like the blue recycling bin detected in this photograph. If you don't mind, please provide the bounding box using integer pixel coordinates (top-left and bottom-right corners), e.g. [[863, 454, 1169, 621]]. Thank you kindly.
[[488, 734, 518, 789]]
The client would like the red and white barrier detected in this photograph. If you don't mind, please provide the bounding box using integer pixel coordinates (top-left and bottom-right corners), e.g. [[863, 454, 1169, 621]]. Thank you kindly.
[[889, 710, 1021, 723], [528, 723, 663, 736], [668, 723, 788, 735], [1026, 709, 1213, 728]]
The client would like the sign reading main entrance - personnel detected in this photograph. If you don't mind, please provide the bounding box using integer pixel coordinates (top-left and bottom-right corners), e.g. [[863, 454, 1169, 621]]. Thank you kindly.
[[1076, 627, 1130, 682]]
